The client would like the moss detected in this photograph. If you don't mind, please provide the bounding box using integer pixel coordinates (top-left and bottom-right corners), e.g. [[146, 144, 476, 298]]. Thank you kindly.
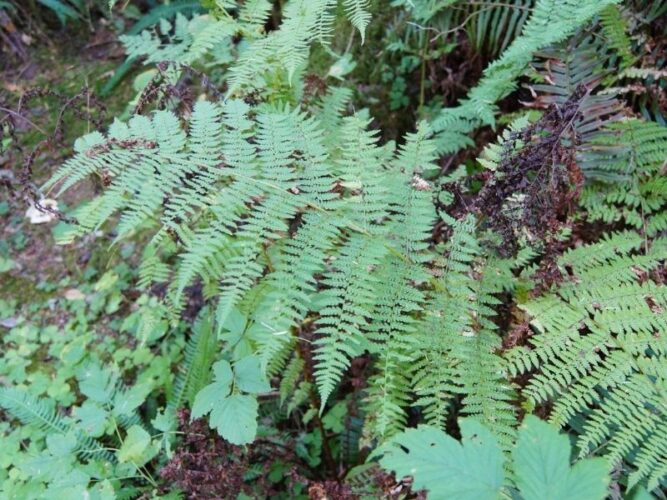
[[0, 275, 51, 303]]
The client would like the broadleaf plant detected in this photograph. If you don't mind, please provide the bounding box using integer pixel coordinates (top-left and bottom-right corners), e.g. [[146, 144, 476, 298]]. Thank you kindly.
[[2, 0, 666, 496], [379, 416, 610, 500]]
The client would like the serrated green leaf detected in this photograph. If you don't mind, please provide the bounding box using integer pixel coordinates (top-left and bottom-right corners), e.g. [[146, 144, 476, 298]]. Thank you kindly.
[[73, 402, 108, 437], [77, 364, 117, 404], [233, 355, 270, 394], [212, 359, 233, 384], [209, 394, 258, 445], [223, 307, 247, 334], [46, 432, 78, 457], [20, 453, 74, 481], [513, 416, 609, 500], [151, 408, 175, 433], [191, 383, 225, 419], [117, 425, 151, 464], [112, 384, 148, 417], [191, 360, 234, 419], [379, 420, 505, 499]]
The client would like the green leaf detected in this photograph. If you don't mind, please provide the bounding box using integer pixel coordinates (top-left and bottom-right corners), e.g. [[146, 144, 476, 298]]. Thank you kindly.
[[112, 384, 149, 417], [37, 0, 81, 24], [379, 420, 505, 499], [223, 307, 247, 334], [213, 359, 234, 384], [191, 383, 225, 419], [20, 453, 74, 481], [209, 394, 258, 445], [191, 360, 233, 419], [117, 425, 151, 464], [233, 355, 271, 394], [513, 416, 610, 500], [328, 54, 357, 80], [322, 401, 347, 433], [46, 432, 78, 457], [73, 402, 108, 437], [45, 467, 91, 494], [0, 257, 15, 273], [94, 271, 119, 292], [77, 364, 117, 404], [151, 408, 175, 433]]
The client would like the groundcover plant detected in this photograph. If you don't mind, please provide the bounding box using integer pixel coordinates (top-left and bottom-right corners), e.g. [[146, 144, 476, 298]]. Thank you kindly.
[[0, 0, 666, 498]]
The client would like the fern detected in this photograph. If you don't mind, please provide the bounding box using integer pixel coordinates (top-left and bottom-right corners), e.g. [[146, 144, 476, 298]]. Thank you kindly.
[[457, 256, 517, 448], [0, 387, 114, 462], [38, 4, 667, 489], [44, 100, 447, 418], [580, 119, 667, 236], [363, 261, 421, 436], [120, 0, 370, 95], [414, 0, 533, 56], [168, 309, 218, 413], [508, 233, 667, 488], [431, 0, 620, 153], [343, 0, 371, 44], [528, 38, 628, 180], [314, 234, 388, 409], [599, 4, 635, 71], [279, 354, 305, 408]]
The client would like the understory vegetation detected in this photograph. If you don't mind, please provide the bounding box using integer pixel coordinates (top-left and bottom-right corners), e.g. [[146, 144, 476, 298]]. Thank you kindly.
[[1, 0, 666, 498]]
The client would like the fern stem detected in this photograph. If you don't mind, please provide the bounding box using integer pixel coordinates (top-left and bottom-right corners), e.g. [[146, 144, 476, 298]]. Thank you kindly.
[[418, 32, 427, 111]]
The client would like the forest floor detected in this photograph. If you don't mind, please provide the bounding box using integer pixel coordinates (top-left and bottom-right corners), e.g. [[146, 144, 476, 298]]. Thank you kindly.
[[0, 27, 165, 408], [1, 22, 134, 310]]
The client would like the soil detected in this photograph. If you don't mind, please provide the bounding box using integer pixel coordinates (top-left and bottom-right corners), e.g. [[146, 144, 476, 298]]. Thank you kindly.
[[0, 18, 133, 305]]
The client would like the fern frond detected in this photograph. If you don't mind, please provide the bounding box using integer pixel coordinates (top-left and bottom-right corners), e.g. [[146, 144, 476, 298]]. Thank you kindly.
[[431, 0, 620, 153], [422, 0, 532, 57], [314, 87, 353, 147], [343, 0, 371, 44], [314, 234, 388, 410], [412, 215, 479, 429], [168, 309, 217, 412], [599, 4, 635, 71], [508, 234, 667, 486], [364, 258, 424, 437], [457, 257, 517, 448], [580, 119, 667, 236], [279, 353, 305, 408], [0, 387, 114, 462]]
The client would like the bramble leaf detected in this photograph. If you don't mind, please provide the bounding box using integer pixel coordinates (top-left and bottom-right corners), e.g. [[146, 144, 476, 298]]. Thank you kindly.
[[379, 420, 505, 499], [234, 355, 271, 394], [117, 425, 151, 464], [513, 416, 610, 500], [209, 394, 258, 445]]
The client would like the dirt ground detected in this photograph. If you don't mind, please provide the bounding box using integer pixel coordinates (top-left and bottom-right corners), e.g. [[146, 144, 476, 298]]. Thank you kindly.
[[1, 19, 134, 304]]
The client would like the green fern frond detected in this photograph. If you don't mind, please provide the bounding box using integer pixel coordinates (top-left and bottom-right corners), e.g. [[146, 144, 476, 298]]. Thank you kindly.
[[580, 119, 667, 234], [508, 234, 667, 487], [0, 387, 114, 462], [314, 234, 388, 410], [599, 4, 635, 71], [431, 0, 620, 153], [343, 0, 371, 44], [364, 258, 424, 437], [168, 309, 217, 412], [412, 215, 479, 429], [279, 354, 305, 408], [421, 0, 533, 56]]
